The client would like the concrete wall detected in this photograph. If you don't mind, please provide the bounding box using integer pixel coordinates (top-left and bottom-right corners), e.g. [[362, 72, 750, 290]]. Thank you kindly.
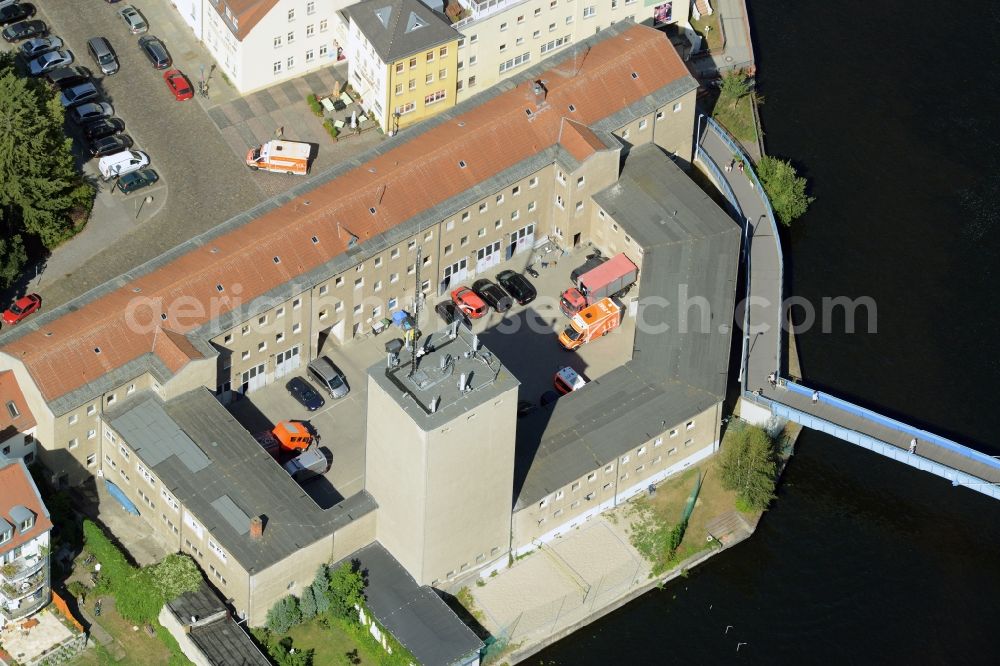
[[249, 532, 334, 626], [330, 510, 377, 564], [159, 607, 213, 666]]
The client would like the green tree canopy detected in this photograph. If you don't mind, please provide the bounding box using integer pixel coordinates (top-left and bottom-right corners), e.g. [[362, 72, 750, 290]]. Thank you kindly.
[[0, 53, 93, 252], [719, 70, 753, 105], [0, 234, 26, 290], [719, 423, 778, 512], [326, 562, 366, 622], [266, 595, 302, 635], [757, 155, 814, 226], [149, 553, 202, 602]]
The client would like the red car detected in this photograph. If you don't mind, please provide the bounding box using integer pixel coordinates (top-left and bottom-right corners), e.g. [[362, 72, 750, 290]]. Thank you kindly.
[[450, 286, 487, 319], [3, 294, 41, 325], [163, 69, 193, 101]]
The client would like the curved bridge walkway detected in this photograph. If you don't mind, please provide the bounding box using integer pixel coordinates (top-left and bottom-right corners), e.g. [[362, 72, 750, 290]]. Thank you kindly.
[[694, 114, 1000, 500]]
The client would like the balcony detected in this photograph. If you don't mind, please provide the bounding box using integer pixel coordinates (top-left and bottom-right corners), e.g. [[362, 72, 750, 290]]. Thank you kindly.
[[1, 569, 47, 603], [0, 555, 46, 583], [0, 589, 49, 621]]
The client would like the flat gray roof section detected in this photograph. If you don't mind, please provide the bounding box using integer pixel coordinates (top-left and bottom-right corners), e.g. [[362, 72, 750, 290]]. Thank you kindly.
[[343, 0, 460, 63], [106, 388, 377, 572], [515, 146, 741, 509], [337, 542, 483, 666], [369, 324, 519, 431], [166, 581, 271, 666]]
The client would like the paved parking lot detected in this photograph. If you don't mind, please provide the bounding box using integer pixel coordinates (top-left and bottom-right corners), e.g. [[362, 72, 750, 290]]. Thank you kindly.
[[21, 0, 267, 307]]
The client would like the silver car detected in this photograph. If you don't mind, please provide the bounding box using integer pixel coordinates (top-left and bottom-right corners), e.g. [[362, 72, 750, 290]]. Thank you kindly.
[[69, 101, 114, 125], [60, 81, 100, 108], [27, 49, 72, 76], [118, 5, 147, 34], [20, 35, 61, 58]]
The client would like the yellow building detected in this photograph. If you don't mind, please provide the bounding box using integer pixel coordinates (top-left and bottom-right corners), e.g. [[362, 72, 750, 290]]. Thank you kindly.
[[344, 0, 461, 133]]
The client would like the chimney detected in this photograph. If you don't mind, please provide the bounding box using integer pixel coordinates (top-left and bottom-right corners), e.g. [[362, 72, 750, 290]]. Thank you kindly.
[[250, 516, 263, 540], [533, 80, 547, 104]]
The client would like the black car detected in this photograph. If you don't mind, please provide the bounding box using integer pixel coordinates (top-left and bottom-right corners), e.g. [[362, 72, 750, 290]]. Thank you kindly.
[[46, 65, 90, 88], [286, 376, 326, 411], [81, 117, 125, 141], [87, 133, 133, 158], [435, 300, 470, 327], [116, 168, 158, 194], [496, 270, 536, 305], [2, 18, 44, 42], [138, 35, 171, 69], [0, 3, 36, 27], [472, 279, 513, 313]]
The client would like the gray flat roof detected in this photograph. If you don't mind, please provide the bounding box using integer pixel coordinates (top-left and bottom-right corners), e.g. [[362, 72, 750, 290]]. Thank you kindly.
[[106, 388, 377, 572], [343, 0, 460, 63], [515, 146, 741, 509], [369, 324, 518, 431], [167, 581, 270, 666], [338, 542, 483, 666]]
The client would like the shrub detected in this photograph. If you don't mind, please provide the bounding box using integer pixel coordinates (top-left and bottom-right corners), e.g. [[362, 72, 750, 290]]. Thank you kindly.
[[757, 155, 814, 226], [326, 562, 365, 623], [310, 567, 330, 616], [149, 553, 202, 602], [67, 580, 87, 599], [266, 595, 302, 635], [322, 119, 339, 139], [719, 423, 778, 511], [299, 585, 318, 620], [306, 94, 323, 117]]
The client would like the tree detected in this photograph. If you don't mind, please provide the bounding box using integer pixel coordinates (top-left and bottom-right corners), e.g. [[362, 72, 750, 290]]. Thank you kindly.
[[719, 424, 778, 511], [269, 637, 313, 666], [326, 562, 365, 622], [310, 567, 330, 615], [149, 553, 202, 602], [0, 53, 94, 250], [719, 70, 753, 106], [299, 584, 318, 620], [757, 155, 814, 226], [266, 595, 302, 635], [0, 232, 27, 290]]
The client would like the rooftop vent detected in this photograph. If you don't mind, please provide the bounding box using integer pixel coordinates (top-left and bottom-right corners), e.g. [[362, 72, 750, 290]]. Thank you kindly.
[[160, 313, 168, 320], [458, 373, 468, 392], [568, 104, 576, 112], [631, 72, 638, 79], [133, 288, 141, 293], [273, 256, 281, 264], [369, 207, 376, 215], [94, 347, 101, 354], [250, 515, 264, 540], [458, 160, 467, 168], [216, 284, 224, 292], [210, 248, 219, 254], [311, 236, 319, 244], [525, 108, 533, 117]]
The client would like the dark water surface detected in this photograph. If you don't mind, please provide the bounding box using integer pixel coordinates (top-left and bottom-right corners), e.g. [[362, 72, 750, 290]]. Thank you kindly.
[[535, 1, 1000, 662]]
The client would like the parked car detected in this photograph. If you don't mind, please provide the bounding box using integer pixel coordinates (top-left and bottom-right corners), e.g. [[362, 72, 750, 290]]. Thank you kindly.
[[553, 366, 587, 395], [162, 69, 192, 101], [450, 286, 488, 319], [116, 168, 158, 194], [98, 149, 148, 180], [87, 133, 132, 158], [307, 357, 350, 399], [60, 81, 101, 107], [472, 279, 513, 313], [137, 35, 170, 69], [435, 300, 470, 327], [2, 18, 44, 42], [2, 293, 41, 325], [81, 116, 125, 140], [46, 65, 90, 88], [496, 270, 537, 305], [286, 376, 326, 411], [69, 101, 114, 125], [19, 35, 61, 58], [0, 3, 35, 27], [86, 37, 118, 76], [118, 5, 147, 34], [27, 50, 73, 76]]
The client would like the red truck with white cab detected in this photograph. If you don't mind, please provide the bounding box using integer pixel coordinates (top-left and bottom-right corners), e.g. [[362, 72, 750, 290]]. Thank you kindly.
[[560, 252, 638, 317]]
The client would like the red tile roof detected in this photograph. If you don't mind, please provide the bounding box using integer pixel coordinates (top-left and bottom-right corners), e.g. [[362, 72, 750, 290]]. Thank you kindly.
[[0, 371, 35, 435], [0, 460, 52, 555], [0, 25, 690, 406], [209, 0, 279, 41], [558, 118, 609, 162]]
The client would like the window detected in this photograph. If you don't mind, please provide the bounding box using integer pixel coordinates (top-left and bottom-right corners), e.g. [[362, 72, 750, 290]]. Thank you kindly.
[[388, 297, 398, 310], [87, 429, 96, 440], [69, 414, 78, 425], [335, 276, 344, 287], [223, 333, 233, 344], [670, 428, 678, 437], [287, 8, 295, 21], [241, 351, 250, 361], [287, 56, 295, 70], [621, 455, 630, 464], [354, 277, 363, 289], [575, 201, 584, 212], [687, 420, 695, 430], [577, 176, 585, 188], [538, 498, 548, 509], [373, 280, 382, 292], [273, 36, 282, 48], [320, 19, 328, 31], [654, 437, 663, 447], [209, 539, 228, 563], [106, 394, 116, 405], [87, 454, 96, 466], [511, 210, 520, 221], [305, 49, 314, 62], [426, 72, 434, 84], [408, 78, 416, 91], [273, 61, 282, 74], [119, 445, 130, 460], [5, 401, 18, 419], [460, 235, 469, 246], [439, 68, 447, 79], [87, 404, 96, 416], [307, 1, 315, 14], [549, 22, 556, 32], [622, 128, 630, 139], [426, 50, 435, 62], [292, 323, 301, 334], [445, 244, 453, 255], [499, 52, 531, 73], [500, 21, 508, 31], [587, 472, 596, 482], [258, 314, 268, 326], [469, 34, 478, 44], [556, 490, 564, 500], [528, 200, 537, 212], [534, 7, 541, 16], [353, 304, 362, 316], [499, 43, 507, 53], [685, 438, 694, 447], [469, 55, 477, 66], [242, 324, 250, 336], [605, 464, 613, 473], [583, 5, 596, 18], [276, 332, 285, 343], [479, 202, 488, 213], [69, 438, 78, 449], [409, 57, 417, 68], [555, 195, 564, 209], [571, 481, 580, 491], [673, 102, 683, 113], [390, 272, 399, 283], [638, 445, 647, 456], [391, 247, 400, 259], [469, 75, 477, 87], [668, 447, 678, 456], [529, 176, 539, 188], [639, 118, 648, 130]]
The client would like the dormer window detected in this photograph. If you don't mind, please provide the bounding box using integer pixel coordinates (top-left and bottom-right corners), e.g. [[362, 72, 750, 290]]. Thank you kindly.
[[6, 401, 19, 419], [20, 517, 33, 531], [0, 528, 10, 544]]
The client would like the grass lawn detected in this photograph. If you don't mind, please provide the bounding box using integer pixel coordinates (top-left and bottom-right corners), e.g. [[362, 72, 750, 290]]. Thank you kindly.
[[73, 601, 180, 665], [711, 93, 758, 145], [287, 618, 371, 665], [691, 13, 724, 52]]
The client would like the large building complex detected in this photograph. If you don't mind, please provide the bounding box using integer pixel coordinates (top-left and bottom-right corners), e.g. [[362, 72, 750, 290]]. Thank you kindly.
[[0, 22, 739, 650]]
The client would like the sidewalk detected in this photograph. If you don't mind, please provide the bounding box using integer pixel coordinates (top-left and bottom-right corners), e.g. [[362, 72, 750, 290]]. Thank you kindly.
[[688, 0, 756, 78]]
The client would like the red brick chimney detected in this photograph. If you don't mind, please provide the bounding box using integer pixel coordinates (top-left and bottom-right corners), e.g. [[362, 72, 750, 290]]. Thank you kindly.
[[250, 516, 263, 540]]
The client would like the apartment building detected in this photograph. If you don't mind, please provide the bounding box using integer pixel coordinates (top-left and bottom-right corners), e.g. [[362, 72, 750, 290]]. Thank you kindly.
[[0, 458, 52, 626], [197, 0, 350, 94], [1, 371, 37, 465], [0, 23, 737, 622], [343, 0, 462, 132], [452, 0, 689, 102]]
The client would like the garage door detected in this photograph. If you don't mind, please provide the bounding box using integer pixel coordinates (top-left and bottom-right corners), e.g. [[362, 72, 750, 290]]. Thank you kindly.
[[241, 363, 266, 394], [506, 223, 535, 259], [476, 240, 501, 273], [274, 345, 301, 379]]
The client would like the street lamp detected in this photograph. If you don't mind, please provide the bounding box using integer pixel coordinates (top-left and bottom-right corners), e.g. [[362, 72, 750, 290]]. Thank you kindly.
[[136, 195, 153, 220]]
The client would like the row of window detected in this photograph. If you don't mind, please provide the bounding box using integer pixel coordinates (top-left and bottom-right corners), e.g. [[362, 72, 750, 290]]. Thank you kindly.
[[272, 19, 327, 47], [393, 69, 449, 94], [434, 545, 504, 584], [393, 46, 450, 74], [272, 45, 330, 74]]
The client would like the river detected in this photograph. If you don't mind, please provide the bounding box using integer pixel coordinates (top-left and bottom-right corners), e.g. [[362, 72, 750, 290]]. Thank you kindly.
[[534, 0, 1000, 662]]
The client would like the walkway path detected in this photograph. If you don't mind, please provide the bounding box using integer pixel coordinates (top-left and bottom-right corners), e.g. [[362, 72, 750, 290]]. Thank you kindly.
[[696, 115, 1000, 500]]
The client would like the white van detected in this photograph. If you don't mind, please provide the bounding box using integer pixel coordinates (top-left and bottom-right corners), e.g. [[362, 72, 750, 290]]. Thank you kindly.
[[98, 150, 149, 180]]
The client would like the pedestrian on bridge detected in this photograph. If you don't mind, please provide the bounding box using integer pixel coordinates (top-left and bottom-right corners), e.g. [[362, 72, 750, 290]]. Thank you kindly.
[[811, 390, 819, 404], [909, 438, 917, 454]]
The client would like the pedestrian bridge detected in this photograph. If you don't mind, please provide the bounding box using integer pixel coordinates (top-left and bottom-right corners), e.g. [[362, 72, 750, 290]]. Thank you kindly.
[[694, 114, 1000, 500]]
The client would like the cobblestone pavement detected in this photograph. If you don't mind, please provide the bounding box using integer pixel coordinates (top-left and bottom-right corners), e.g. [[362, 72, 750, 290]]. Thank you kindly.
[[25, 0, 267, 308]]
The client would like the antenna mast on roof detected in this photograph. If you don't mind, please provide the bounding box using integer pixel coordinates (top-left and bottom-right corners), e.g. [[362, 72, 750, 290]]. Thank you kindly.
[[409, 245, 423, 377], [574, 46, 591, 77]]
